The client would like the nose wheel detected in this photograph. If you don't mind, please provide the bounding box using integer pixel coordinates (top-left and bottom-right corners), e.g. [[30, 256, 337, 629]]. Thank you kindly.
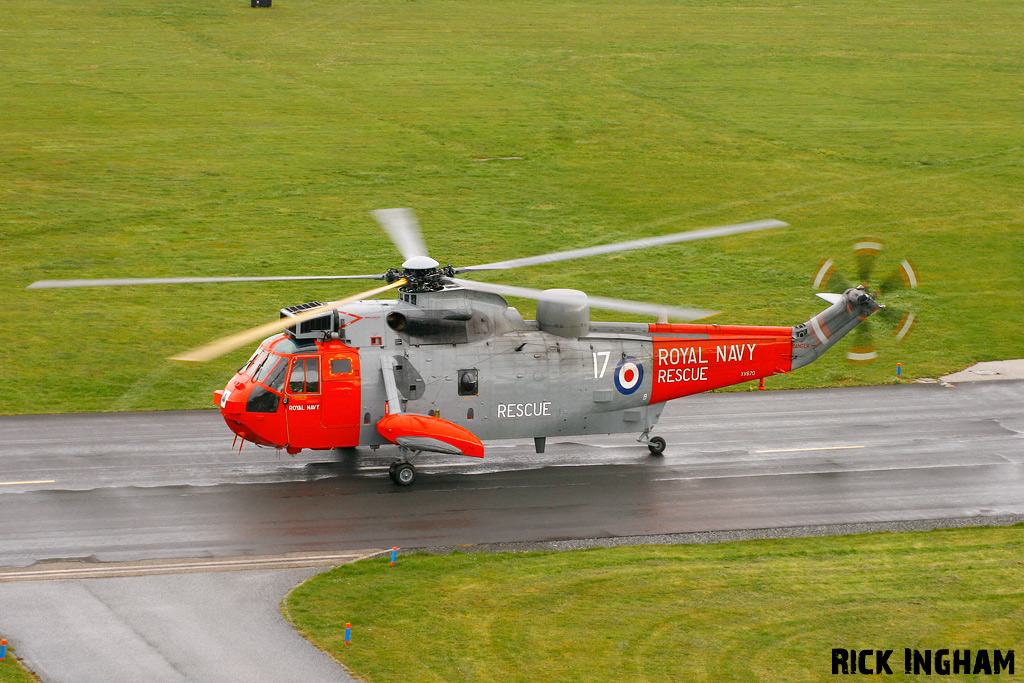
[[389, 461, 417, 486]]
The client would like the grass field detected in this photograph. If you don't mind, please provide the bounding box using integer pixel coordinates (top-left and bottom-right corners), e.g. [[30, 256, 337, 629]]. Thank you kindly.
[[286, 526, 1024, 683], [4, 4, 1023, 679], [2, 0, 1022, 415], [0, 651, 39, 683]]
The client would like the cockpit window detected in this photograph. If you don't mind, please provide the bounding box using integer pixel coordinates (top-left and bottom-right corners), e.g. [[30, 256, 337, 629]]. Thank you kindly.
[[244, 351, 287, 414], [265, 358, 287, 393], [252, 354, 283, 386], [242, 349, 269, 377]]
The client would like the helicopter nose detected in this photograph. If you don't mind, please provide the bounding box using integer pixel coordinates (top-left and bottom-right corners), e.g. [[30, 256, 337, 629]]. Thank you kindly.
[[215, 376, 250, 414], [214, 375, 282, 447], [215, 378, 256, 439]]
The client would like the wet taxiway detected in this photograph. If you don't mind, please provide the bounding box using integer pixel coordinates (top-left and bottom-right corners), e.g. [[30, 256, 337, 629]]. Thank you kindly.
[[1, 381, 1022, 682], [1, 381, 1022, 568]]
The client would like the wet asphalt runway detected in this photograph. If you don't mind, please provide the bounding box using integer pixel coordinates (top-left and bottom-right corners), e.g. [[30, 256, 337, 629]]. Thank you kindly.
[[1, 381, 1022, 568], [1, 381, 1022, 682]]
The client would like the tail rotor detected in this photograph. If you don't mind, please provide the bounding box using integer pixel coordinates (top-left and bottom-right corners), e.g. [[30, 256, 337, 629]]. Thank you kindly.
[[812, 239, 921, 364]]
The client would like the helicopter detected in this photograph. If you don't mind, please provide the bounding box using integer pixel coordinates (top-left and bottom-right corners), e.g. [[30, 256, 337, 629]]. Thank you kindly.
[[29, 209, 882, 485]]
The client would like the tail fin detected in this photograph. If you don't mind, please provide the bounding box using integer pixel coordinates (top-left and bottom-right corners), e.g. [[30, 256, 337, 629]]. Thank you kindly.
[[791, 286, 881, 370]]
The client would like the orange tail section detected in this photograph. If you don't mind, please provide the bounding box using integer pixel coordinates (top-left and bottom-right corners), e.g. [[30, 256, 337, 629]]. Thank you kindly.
[[649, 323, 794, 403]]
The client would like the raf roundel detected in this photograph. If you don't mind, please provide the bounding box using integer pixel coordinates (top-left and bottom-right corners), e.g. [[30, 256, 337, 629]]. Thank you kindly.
[[614, 357, 644, 394]]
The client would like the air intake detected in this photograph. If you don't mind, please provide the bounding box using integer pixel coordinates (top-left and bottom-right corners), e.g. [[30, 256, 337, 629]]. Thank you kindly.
[[280, 302, 337, 339]]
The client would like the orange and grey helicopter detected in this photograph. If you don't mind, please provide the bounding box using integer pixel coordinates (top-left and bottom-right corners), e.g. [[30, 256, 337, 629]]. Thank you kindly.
[[30, 210, 881, 485]]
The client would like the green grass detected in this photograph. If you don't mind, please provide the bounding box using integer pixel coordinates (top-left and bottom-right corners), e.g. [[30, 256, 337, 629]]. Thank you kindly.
[[286, 526, 1024, 682], [0, 649, 39, 683], [3, 0, 1023, 414]]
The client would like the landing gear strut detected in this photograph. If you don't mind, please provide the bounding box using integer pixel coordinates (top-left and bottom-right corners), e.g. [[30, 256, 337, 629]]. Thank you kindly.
[[638, 429, 667, 457]]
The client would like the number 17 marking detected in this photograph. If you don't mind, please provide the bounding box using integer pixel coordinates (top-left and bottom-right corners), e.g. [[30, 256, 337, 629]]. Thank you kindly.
[[593, 351, 610, 378]]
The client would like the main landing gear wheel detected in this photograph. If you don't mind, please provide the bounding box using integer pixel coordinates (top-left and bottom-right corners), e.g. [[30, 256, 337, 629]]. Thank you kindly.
[[389, 462, 416, 486], [647, 436, 667, 456]]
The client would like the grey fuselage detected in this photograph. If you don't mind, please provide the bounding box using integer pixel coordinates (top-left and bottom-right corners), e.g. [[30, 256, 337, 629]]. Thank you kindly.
[[342, 288, 665, 446]]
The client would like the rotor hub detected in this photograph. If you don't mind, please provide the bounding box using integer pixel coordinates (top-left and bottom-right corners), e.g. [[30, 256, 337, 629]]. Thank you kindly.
[[402, 256, 439, 270], [385, 262, 456, 293]]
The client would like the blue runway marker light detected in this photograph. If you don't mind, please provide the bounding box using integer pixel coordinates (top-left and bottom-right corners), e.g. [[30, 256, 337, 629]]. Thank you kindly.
[[1, 639, 6, 659], [345, 623, 351, 645], [897, 363, 902, 377], [390, 547, 398, 566]]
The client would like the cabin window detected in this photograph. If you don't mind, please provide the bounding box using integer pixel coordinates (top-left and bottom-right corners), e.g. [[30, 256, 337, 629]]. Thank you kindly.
[[289, 357, 320, 394], [330, 358, 352, 375], [458, 369, 479, 396]]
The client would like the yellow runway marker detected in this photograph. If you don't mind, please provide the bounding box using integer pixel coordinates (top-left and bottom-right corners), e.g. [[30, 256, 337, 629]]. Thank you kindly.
[[0, 480, 56, 486], [756, 446, 865, 454]]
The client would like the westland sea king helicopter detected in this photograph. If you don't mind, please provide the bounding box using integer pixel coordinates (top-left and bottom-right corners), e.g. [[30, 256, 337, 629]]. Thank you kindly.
[[30, 210, 883, 485]]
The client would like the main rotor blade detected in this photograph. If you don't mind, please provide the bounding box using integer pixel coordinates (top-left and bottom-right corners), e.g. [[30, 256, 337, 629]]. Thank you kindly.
[[457, 219, 788, 273], [28, 274, 385, 290], [449, 278, 719, 322], [170, 279, 406, 362], [372, 208, 430, 262]]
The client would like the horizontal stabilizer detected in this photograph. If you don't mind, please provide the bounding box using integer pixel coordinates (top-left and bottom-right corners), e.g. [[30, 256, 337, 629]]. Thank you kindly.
[[816, 292, 844, 305]]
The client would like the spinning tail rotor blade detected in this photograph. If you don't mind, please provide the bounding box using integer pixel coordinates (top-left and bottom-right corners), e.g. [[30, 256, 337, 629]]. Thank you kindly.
[[846, 323, 877, 364], [457, 219, 787, 273], [372, 208, 430, 262], [170, 279, 407, 362], [811, 259, 854, 292], [448, 278, 719, 321], [845, 304, 916, 364], [854, 239, 882, 284], [876, 258, 920, 296], [817, 240, 920, 364], [28, 274, 385, 289], [876, 305, 918, 342]]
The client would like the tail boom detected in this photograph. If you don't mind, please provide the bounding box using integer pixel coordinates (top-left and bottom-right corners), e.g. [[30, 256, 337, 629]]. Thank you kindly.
[[647, 286, 880, 403], [791, 286, 881, 371]]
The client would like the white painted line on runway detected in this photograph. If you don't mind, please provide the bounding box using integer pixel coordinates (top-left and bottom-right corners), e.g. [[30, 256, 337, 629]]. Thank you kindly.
[[682, 402, 965, 419], [651, 459, 1015, 484], [755, 446, 865, 454], [0, 480, 56, 486], [0, 550, 388, 582]]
